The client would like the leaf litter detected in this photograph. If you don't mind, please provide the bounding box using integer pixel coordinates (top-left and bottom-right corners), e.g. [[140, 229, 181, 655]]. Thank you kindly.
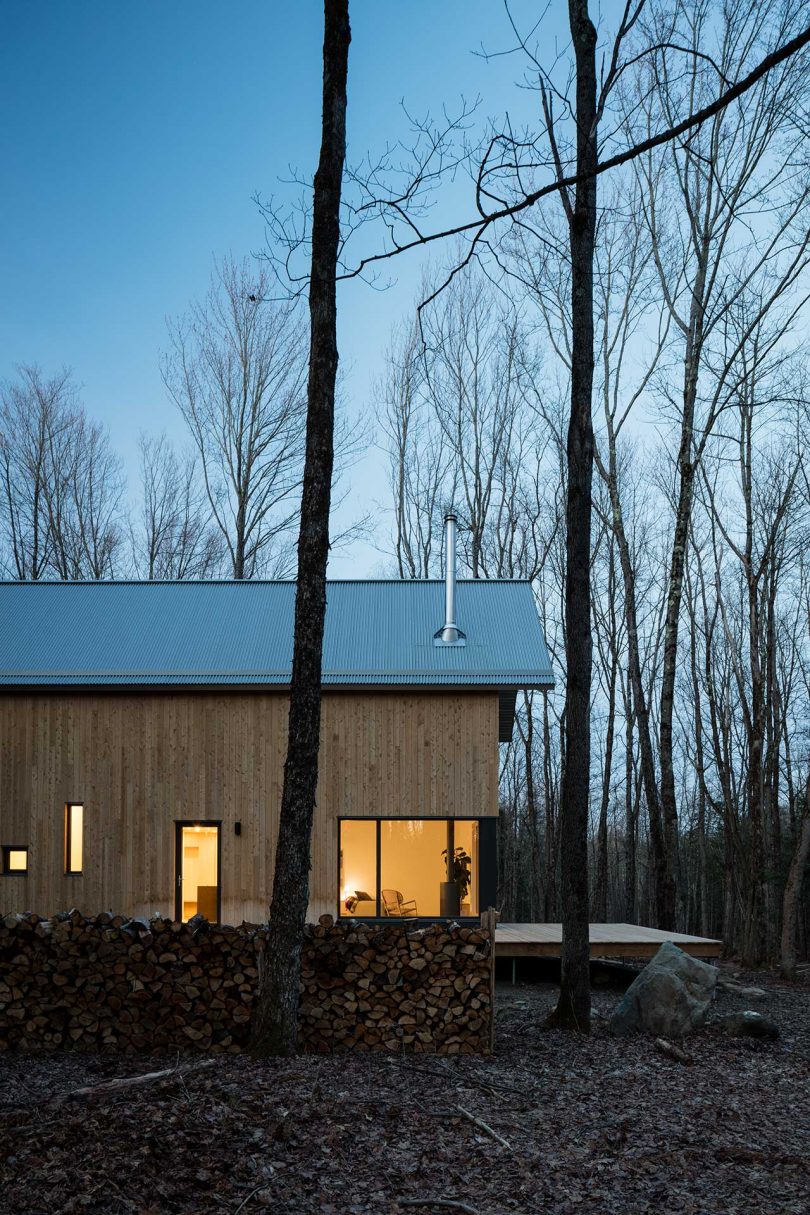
[[1, 964, 808, 1215]]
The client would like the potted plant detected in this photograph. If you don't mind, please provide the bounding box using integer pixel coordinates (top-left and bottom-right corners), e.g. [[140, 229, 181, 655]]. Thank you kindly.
[[440, 845, 472, 915]]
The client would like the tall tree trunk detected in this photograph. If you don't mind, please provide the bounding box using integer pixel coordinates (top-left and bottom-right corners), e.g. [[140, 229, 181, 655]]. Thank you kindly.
[[657, 247, 709, 930], [740, 403, 766, 967], [742, 573, 766, 966], [543, 692, 558, 920], [251, 0, 350, 1057], [523, 693, 544, 921], [781, 777, 810, 979], [623, 674, 637, 922], [593, 643, 617, 922], [551, 0, 597, 1032], [600, 457, 666, 924], [686, 560, 709, 937], [763, 575, 782, 959], [657, 452, 693, 931]]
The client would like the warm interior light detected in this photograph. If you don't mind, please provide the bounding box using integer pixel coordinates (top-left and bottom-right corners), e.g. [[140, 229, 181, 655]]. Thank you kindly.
[[181, 825, 218, 921], [339, 819, 479, 917], [7, 849, 27, 871], [71, 806, 83, 870], [64, 804, 84, 873]]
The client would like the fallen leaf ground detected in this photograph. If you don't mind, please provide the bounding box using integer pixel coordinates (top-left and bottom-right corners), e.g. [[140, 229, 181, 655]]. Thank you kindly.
[[1, 962, 808, 1215]]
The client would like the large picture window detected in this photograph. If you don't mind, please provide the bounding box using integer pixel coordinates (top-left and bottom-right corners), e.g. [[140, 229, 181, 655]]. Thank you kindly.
[[339, 819, 479, 919]]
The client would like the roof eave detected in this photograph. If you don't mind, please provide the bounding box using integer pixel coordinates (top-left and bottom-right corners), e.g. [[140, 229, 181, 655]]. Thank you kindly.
[[0, 676, 555, 692]]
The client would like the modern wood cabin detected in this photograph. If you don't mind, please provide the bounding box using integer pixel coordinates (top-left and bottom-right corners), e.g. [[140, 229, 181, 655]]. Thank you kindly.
[[0, 532, 554, 926]]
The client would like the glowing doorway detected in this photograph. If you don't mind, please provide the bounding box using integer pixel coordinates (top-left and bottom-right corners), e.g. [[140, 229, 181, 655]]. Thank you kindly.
[[175, 822, 220, 922]]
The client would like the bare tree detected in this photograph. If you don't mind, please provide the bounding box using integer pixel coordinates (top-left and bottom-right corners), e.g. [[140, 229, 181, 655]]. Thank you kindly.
[[131, 433, 224, 579], [0, 365, 125, 580], [421, 271, 543, 578], [697, 326, 808, 961], [627, 0, 810, 927], [591, 499, 623, 922], [0, 365, 72, 579], [163, 257, 309, 579], [63, 416, 126, 579], [377, 315, 449, 578], [588, 191, 673, 929], [379, 266, 550, 583]]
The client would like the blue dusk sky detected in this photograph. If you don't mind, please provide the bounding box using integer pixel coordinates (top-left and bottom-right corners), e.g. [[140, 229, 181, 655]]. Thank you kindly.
[[0, 1, 569, 574]]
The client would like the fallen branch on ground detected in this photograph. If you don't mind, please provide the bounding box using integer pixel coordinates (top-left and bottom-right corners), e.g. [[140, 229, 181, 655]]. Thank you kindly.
[[398, 1200, 481, 1214], [233, 1183, 271, 1214], [50, 1059, 218, 1106], [455, 1103, 512, 1151], [384, 1054, 533, 1099], [654, 1038, 693, 1065]]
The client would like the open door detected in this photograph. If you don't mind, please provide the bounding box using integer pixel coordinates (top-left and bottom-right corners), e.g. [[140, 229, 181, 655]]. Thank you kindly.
[[175, 822, 221, 923]]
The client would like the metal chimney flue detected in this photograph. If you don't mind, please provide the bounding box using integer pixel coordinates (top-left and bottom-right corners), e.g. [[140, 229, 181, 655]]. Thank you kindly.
[[436, 511, 465, 644]]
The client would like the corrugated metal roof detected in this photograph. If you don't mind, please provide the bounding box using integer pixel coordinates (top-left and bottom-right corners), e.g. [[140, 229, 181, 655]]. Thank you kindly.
[[0, 579, 554, 690]]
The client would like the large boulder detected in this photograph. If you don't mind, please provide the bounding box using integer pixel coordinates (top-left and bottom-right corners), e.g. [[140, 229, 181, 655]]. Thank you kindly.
[[609, 941, 716, 1038]]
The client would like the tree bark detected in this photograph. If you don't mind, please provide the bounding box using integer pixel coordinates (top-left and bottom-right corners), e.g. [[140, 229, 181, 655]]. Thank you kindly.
[[251, 0, 350, 1056], [593, 631, 617, 923], [551, 0, 597, 1033], [599, 448, 667, 926], [543, 691, 558, 920], [623, 685, 638, 924], [780, 777, 810, 980], [522, 693, 544, 921]]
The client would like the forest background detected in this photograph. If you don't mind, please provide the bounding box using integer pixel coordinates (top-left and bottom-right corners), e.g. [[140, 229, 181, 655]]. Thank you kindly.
[[2, 0, 809, 970]]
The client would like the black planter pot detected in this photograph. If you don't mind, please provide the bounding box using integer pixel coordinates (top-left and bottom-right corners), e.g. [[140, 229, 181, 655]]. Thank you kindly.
[[440, 881, 461, 918]]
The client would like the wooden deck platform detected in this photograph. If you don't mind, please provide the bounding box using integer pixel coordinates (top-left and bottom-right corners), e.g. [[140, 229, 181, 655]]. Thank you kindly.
[[495, 922, 722, 960]]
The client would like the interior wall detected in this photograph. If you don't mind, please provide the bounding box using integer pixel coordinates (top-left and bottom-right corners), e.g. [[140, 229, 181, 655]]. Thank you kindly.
[[181, 826, 218, 920], [339, 819, 376, 916], [380, 819, 446, 917]]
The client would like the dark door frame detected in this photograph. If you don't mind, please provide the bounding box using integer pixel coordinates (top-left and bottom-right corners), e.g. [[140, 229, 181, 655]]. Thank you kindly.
[[174, 820, 222, 923]]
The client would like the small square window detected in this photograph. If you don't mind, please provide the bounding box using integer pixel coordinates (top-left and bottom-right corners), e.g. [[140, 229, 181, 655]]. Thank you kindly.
[[65, 803, 84, 874], [2, 845, 29, 874]]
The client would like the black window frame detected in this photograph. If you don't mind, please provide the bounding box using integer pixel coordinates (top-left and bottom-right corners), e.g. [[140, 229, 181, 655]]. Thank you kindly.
[[337, 816, 495, 922], [1, 844, 29, 875], [64, 802, 84, 875]]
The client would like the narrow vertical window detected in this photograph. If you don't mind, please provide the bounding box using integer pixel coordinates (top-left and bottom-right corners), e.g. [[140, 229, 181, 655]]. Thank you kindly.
[[65, 803, 84, 874]]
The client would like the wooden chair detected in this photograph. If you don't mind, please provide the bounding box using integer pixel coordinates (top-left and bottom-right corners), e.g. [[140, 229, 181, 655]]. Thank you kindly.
[[381, 888, 418, 917]]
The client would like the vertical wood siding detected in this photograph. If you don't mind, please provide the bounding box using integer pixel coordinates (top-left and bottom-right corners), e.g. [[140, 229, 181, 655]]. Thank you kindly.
[[0, 691, 499, 923]]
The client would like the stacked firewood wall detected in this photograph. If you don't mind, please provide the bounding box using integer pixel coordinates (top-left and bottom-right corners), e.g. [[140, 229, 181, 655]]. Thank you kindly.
[[298, 916, 492, 1053], [0, 911, 493, 1054]]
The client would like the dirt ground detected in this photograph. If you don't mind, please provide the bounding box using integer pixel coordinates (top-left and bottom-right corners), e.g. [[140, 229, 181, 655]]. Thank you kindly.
[[1, 961, 808, 1215]]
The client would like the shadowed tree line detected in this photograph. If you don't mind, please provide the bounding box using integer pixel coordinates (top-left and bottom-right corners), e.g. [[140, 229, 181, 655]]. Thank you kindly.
[[371, 2, 810, 976], [377, 245, 809, 974]]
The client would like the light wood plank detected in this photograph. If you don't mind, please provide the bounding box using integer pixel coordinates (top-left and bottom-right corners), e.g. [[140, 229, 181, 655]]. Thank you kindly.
[[495, 922, 723, 959], [0, 690, 499, 923]]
